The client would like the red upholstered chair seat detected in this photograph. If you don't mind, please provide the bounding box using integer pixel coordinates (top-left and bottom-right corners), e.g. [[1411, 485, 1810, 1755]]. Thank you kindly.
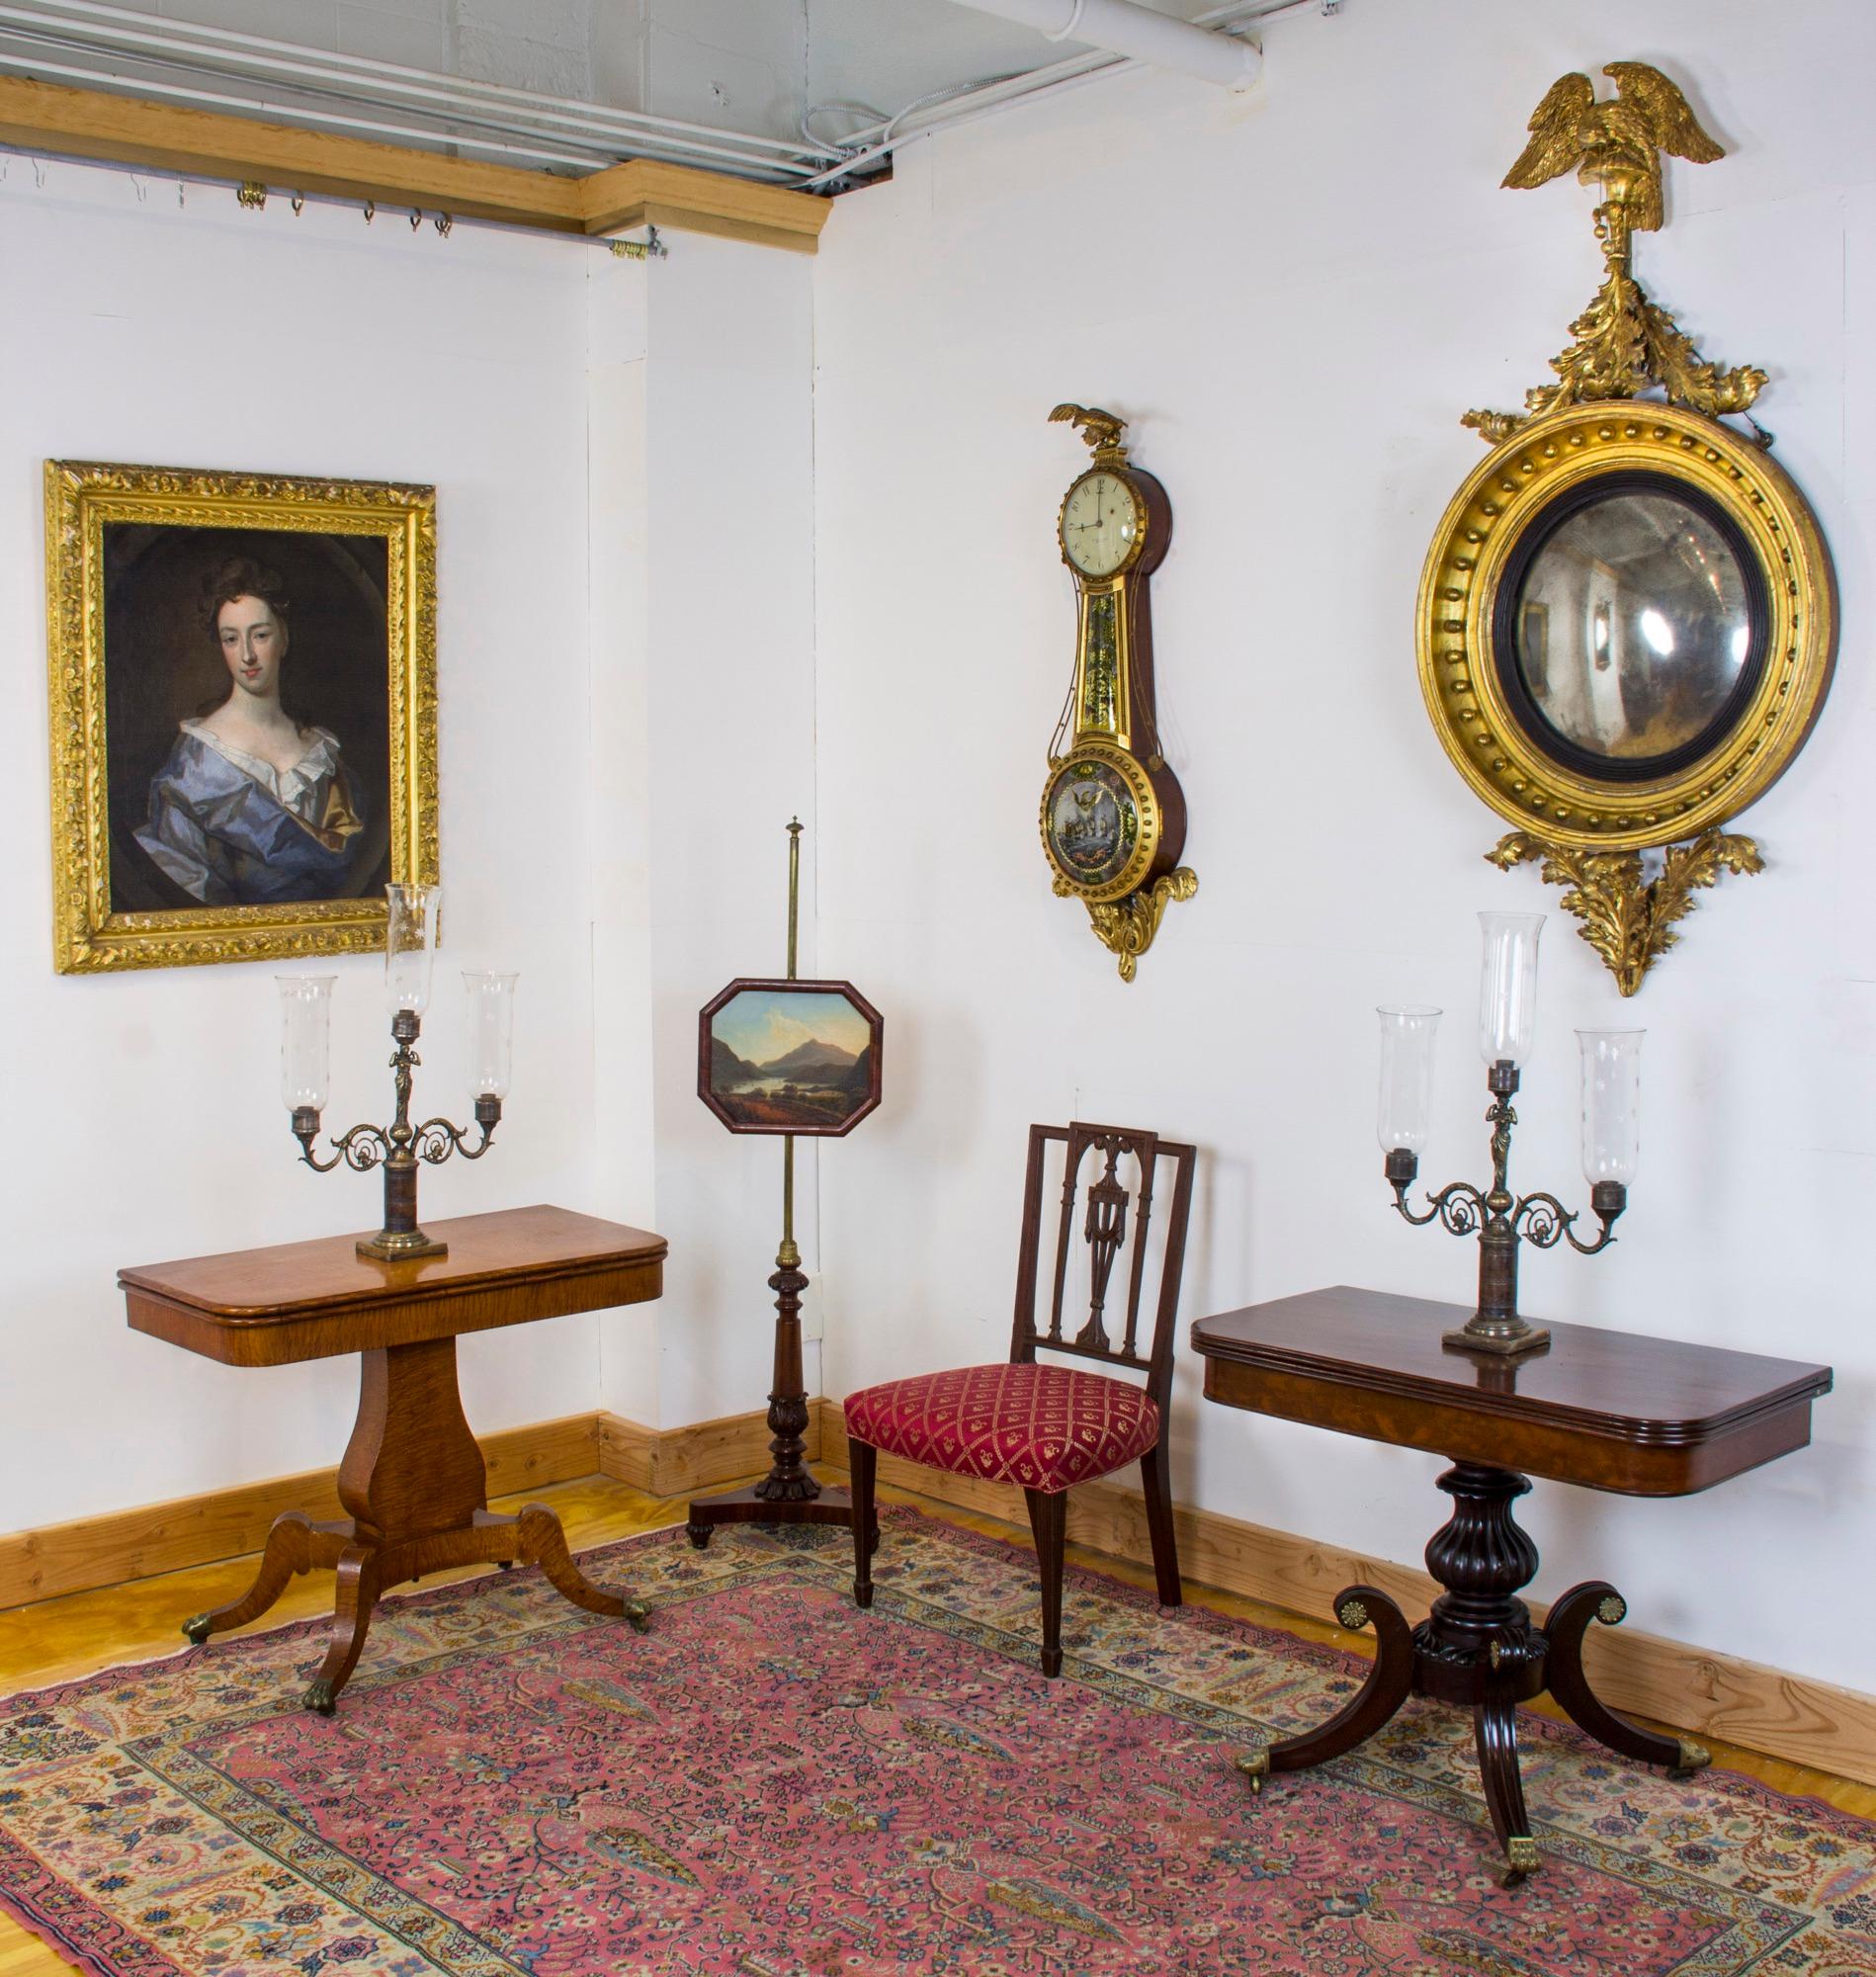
[[844, 1361, 1160, 1495]]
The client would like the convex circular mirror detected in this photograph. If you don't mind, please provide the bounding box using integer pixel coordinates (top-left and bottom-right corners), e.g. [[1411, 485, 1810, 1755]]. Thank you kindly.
[[1418, 404, 1835, 850], [1499, 473, 1763, 780]]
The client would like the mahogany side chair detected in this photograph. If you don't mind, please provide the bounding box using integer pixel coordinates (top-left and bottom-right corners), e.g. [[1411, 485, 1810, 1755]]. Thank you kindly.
[[843, 1121, 1198, 1676]]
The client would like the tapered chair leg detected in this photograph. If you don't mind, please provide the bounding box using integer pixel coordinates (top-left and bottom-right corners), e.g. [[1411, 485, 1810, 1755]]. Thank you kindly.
[[1024, 1486, 1067, 1677], [1140, 1441, 1182, 1608], [850, 1437, 878, 1609]]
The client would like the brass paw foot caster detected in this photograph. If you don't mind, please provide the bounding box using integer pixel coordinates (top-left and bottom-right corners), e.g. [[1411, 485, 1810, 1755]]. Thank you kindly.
[[1499, 1835, 1540, 1887], [686, 1522, 712, 1551], [180, 1613, 213, 1645], [624, 1599, 651, 1635], [1668, 1736, 1711, 1780], [301, 1678, 338, 1715], [1236, 1750, 1271, 1796]]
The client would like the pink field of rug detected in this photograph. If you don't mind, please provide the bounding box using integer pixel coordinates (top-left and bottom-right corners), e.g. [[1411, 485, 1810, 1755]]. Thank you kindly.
[[1, 1507, 1872, 1975]]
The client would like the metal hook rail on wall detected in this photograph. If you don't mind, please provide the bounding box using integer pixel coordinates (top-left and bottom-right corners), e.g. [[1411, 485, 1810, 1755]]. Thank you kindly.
[[229, 174, 662, 257]]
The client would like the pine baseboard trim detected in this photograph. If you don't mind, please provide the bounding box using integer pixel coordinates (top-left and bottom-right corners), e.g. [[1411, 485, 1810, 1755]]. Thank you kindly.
[[0, 1413, 601, 1608]]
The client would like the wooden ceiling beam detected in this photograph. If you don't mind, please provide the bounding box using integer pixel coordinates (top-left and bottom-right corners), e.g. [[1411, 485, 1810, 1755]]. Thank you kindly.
[[0, 73, 831, 250]]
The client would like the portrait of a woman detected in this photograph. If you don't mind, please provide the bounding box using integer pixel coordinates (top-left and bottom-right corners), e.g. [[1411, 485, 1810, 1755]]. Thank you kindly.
[[133, 557, 372, 905], [49, 461, 425, 973]]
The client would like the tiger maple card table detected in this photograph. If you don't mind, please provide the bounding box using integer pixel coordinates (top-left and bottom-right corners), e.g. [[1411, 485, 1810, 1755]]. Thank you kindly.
[[1191, 1286, 1833, 1885], [120, 1205, 666, 1713]]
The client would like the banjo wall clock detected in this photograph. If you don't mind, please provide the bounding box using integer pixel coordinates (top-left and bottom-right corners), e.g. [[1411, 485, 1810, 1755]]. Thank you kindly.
[[1040, 403, 1197, 981]]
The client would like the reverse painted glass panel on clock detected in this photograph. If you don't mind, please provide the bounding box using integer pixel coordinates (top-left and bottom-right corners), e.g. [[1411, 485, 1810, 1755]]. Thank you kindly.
[[1045, 756, 1138, 889], [1079, 593, 1120, 731]]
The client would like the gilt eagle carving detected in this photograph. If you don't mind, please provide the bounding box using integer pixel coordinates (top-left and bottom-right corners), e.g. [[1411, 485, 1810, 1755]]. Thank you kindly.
[[1503, 62, 1722, 234]]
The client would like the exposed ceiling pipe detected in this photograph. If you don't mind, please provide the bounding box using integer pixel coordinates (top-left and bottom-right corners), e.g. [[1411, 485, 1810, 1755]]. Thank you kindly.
[[943, 0, 1260, 91]]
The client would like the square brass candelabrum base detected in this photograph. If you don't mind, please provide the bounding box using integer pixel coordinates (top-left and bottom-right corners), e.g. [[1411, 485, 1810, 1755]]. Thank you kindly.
[[1442, 1321, 1551, 1357]]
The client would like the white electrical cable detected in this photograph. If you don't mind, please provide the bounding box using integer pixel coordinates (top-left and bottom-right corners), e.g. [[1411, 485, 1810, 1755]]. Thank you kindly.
[[4, 0, 841, 161], [0, 33, 812, 179], [0, 49, 619, 171], [0, 0, 840, 176], [0, 0, 1324, 206]]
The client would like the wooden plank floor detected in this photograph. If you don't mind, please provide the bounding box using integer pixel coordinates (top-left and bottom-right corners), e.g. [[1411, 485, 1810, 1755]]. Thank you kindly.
[[3, 1469, 1869, 1975]]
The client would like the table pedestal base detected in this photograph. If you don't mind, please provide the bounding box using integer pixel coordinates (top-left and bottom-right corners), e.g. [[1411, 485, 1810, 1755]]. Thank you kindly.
[[1236, 1460, 1710, 1885], [180, 1337, 647, 1712], [685, 1481, 872, 1548]]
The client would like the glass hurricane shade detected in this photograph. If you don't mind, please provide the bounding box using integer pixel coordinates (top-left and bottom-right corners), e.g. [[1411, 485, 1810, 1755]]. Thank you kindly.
[[1377, 1005, 1441, 1154], [464, 971, 518, 1099], [1578, 1029, 1643, 1185], [1479, 911, 1544, 1066], [385, 883, 442, 1014], [278, 976, 335, 1111]]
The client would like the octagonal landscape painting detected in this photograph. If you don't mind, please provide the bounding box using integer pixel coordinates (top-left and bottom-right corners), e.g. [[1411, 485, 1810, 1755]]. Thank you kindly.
[[698, 979, 883, 1137]]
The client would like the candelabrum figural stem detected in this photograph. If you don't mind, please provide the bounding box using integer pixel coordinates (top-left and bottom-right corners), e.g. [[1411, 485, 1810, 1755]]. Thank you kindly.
[[1385, 1058, 1626, 1356], [292, 1007, 502, 1262]]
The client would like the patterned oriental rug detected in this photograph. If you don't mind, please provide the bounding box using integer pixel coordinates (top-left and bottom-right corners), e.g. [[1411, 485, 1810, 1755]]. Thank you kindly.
[[2, 1510, 1872, 1977]]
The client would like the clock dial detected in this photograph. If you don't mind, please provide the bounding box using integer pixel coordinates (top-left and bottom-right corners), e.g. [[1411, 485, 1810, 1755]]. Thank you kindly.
[[1045, 756, 1141, 889], [1061, 471, 1142, 577]]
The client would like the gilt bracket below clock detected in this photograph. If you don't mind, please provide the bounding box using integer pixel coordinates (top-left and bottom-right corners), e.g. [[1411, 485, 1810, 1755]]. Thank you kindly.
[[1055, 865, 1199, 983]]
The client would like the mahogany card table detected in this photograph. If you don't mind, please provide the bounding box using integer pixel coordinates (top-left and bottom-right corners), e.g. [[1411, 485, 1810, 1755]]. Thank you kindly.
[[1191, 1284, 1833, 1884], [120, 1204, 666, 1713]]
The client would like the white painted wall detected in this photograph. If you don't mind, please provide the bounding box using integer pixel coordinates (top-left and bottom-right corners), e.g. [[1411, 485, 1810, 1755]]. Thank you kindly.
[[0, 157, 644, 1527], [809, 0, 1876, 1693], [0, 157, 814, 1533], [641, 236, 821, 1429]]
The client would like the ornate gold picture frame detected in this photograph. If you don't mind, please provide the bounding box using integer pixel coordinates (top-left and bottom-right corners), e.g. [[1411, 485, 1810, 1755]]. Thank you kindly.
[[1416, 64, 1838, 994], [45, 461, 438, 974]]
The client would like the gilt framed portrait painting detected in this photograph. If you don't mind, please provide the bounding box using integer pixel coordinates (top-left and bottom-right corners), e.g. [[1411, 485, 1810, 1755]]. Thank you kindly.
[[44, 461, 438, 974]]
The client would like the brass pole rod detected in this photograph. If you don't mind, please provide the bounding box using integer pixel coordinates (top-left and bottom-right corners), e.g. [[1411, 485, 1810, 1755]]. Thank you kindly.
[[779, 817, 803, 1270], [787, 816, 801, 980]]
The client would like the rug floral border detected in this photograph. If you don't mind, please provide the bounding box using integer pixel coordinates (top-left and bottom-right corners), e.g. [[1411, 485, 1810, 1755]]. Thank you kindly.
[[2, 1507, 1866, 1977]]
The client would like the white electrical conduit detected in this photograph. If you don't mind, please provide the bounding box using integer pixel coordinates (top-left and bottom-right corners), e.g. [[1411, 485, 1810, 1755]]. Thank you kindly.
[[0, 0, 841, 175], [800, 0, 1302, 187], [945, 0, 1260, 90], [0, 48, 630, 174], [0, 0, 1306, 202]]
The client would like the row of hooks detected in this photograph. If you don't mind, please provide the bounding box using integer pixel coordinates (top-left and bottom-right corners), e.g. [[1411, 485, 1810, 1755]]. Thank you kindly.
[[232, 178, 664, 257], [237, 179, 453, 233]]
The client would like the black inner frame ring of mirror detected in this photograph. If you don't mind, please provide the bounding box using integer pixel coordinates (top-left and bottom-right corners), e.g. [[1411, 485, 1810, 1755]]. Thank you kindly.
[[1490, 467, 1770, 786]]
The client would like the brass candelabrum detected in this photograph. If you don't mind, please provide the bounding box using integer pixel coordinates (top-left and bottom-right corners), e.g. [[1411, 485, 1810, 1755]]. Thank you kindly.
[[1379, 914, 1642, 1357], [280, 885, 516, 1264]]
